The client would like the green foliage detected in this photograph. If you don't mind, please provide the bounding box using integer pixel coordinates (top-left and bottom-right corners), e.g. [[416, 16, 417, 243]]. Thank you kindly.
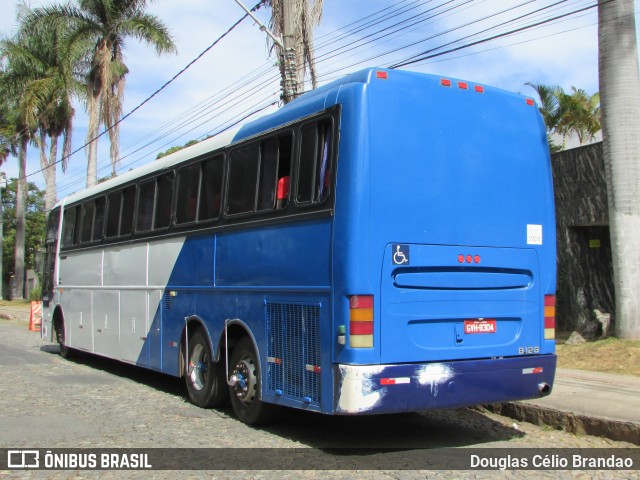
[[156, 139, 201, 159], [29, 284, 42, 301], [2, 178, 45, 284], [526, 82, 601, 151]]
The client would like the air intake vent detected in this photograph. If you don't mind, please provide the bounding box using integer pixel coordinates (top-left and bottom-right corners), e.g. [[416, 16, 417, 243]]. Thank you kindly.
[[266, 302, 321, 404]]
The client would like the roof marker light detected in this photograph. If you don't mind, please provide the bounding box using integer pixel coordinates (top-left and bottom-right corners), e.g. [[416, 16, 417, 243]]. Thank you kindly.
[[441, 78, 452, 87], [526, 98, 535, 106], [376, 71, 388, 80], [474, 85, 484, 93], [458, 81, 468, 90]]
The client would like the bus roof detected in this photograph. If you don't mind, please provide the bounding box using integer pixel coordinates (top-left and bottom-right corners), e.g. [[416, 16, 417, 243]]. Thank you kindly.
[[55, 126, 241, 208]]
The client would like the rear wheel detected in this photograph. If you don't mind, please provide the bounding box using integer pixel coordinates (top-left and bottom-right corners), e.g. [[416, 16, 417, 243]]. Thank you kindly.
[[185, 330, 228, 408], [55, 318, 73, 358], [229, 337, 280, 425]]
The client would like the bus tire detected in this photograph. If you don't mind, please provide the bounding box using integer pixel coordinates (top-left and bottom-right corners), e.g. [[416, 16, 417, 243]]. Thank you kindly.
[[185, 330, 228, 408], [229, 337, 280, 425], [55, 318, 74, 358]]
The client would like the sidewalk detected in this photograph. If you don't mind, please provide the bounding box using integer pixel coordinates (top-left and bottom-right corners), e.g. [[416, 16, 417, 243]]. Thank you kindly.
[[484, 368, 640, 445], [1, 303, 638, 445]]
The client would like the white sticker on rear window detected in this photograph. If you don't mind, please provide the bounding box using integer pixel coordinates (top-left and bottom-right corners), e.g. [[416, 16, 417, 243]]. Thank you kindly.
[[527, 224, 543, 245]]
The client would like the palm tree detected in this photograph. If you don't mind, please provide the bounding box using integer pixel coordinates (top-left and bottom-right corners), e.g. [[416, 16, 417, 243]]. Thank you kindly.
[[526, 83, 600, 152], [0, 68, 35, 299], [598, 0, 640, 339], [22, 0, 176, 188], [267, 0, 323, 102], [556, 87, 601, 145], [2, 11, 78, 213]]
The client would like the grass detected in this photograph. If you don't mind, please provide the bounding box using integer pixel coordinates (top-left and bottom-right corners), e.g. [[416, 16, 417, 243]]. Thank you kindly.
[[556, 336, 640, 377], [0, 299, 31, 308]]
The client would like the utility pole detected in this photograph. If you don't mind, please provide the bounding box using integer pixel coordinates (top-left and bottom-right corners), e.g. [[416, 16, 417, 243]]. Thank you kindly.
[[280, 0, 299, 103], [233, 0, 298, 103]]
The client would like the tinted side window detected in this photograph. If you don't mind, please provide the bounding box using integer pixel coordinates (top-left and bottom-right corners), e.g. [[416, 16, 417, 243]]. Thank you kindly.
[[257, 138, 279, 211], [93, 197, 106, 241], [106, 191, 122, 238], [62, 205, 80, 247], [46, 208, 60, 243], [136, 180, 155, 232], [120, 186, 136, 236], [297, 119, 332, 204], [154, 173, 174, 229], [176, 164, 200, 225], [80, 201, 95, 243], [200, 155, 224, 221], [256, 133, 294, 211], [227, 145, 259, 215]]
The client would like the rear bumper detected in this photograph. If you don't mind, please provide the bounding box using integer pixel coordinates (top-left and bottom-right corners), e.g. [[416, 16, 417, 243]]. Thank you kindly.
[[334, 355, 556, 414]]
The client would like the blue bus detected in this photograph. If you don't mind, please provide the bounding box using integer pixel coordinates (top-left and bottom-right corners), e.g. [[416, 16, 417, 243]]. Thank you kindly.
[[41, 68, 556, 425]]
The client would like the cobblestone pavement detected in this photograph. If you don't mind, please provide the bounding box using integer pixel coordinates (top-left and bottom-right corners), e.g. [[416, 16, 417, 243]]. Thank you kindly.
[[0, 317, 637, 480]]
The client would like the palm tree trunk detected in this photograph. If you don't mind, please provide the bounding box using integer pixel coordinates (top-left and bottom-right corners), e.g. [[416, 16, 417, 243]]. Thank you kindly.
[[14, 137, 28, 299], [86, 92, 99, 188], [598, 0, 640, 339], [45, 136, 58, 213], [38, 130, 57, 213]]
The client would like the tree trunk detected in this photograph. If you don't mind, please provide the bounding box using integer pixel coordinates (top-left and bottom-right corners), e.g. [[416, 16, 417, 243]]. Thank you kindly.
[[45, 136, 58, 213], [14, 137, 28, 299], [598, 0, 640, 339], [86, 93, 99, 189]]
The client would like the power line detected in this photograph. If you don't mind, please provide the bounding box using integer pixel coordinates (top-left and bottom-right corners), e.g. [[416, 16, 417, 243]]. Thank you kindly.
[[390, 1, 601, 68], [39, 0, 612, 197]]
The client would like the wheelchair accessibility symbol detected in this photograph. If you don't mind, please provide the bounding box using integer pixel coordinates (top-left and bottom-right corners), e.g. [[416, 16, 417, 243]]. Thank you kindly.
[[392, 244, 410, 265]]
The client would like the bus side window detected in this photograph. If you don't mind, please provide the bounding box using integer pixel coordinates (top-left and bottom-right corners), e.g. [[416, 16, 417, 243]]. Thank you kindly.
[[80, 201, 95, 243], [120, 185, 136, 236], [317, 121, 332, 202], [106, 191, 122, 238], [199, 154, 224, 221], [154, 172, 174, 230], [297, 119, 332, 205], [227, 144, 259, 215], [257, 138, 279, 211], [62, 206, 78, 247], [176, 163, 201, 225], [93, 196, 106, 242], [275, 132, 293, 210], [136, 179, 156, 232]]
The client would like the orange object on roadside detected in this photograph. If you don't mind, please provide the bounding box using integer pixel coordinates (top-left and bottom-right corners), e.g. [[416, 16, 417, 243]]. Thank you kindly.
[[28, 301, 42, 331]]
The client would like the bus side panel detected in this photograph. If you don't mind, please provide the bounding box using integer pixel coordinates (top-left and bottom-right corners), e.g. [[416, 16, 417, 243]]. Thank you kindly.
[[120, 290, 148, 366], [64, 290, 93, 351], [93, 290, 120, 359], [215, 220, 331, 287]]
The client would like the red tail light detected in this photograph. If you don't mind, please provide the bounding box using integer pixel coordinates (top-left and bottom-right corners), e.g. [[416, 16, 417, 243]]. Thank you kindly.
[[349, 295, 373, 348], [544, 295, 556, 340]]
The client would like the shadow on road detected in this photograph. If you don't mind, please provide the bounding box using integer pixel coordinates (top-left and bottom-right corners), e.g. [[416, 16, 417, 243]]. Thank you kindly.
[[40, 344, 186, 398]]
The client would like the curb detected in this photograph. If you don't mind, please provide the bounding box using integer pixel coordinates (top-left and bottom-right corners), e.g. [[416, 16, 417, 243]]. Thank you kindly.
[[483, 402, 640, 446]]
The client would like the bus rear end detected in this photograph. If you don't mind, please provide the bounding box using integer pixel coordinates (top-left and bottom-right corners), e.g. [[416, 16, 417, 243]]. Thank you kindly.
[[332, 70, 556, 414]]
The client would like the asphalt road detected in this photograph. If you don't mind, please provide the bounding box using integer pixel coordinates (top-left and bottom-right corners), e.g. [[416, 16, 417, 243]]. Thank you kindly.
[[0, 318, 636, 479]]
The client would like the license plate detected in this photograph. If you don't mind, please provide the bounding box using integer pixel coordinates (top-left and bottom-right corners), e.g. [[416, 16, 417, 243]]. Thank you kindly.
[[464, 319, 497, 334]]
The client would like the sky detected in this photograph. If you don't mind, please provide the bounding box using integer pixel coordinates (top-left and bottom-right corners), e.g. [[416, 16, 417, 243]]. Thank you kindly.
[[0, 0, 637, 200]]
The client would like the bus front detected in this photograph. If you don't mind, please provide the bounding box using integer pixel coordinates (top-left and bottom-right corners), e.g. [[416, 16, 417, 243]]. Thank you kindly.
[[331, 69, 556, 415]]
